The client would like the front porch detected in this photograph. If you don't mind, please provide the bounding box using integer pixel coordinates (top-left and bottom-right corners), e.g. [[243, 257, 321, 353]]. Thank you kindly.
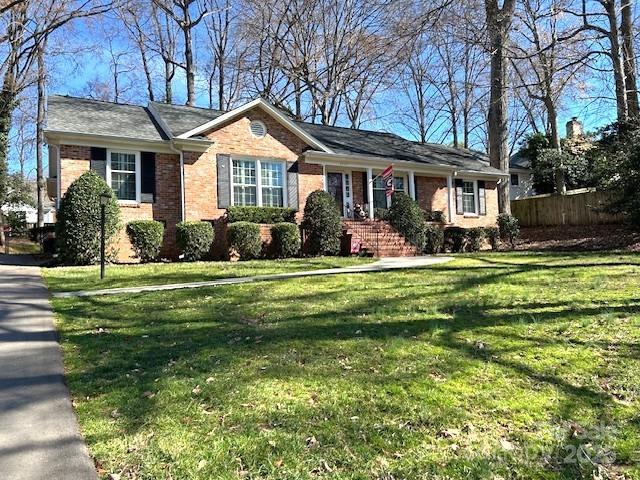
[[320, 166, 453, 221]]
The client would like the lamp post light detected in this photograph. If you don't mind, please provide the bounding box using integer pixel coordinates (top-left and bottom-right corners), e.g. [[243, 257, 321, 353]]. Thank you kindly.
[[99, 192, 111, 280]]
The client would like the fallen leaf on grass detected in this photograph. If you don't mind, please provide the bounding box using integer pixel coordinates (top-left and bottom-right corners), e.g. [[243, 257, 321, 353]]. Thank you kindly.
[[192, 385, 202, 395], [306, 435, 319, 449], [197, 459, 207, 471], [437, 428, 460, 439], [500, 439, 515, 451], [142, 391, 155, 399]]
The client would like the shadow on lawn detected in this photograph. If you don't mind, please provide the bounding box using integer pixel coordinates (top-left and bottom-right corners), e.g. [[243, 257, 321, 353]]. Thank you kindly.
[[55, 259, 640, 477]]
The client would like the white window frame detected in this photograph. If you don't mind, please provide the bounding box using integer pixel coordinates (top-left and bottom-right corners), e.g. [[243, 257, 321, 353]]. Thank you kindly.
[[106, 149, 141, 204], [229, 157, 288, 208], [461, 179, 479, 216], [372, 173, 407, 209]]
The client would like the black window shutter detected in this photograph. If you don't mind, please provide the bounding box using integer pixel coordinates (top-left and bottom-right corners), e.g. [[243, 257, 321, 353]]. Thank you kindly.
[[455, 179, 464, 215], [90, 147, 107, 180], [478, 180, 486, 215], [217, 154, 231, 208], [414, 175, 419, 202], [362, 172, 368, 203], [141, 152, 156, 202], [286, 161, 299, 210]]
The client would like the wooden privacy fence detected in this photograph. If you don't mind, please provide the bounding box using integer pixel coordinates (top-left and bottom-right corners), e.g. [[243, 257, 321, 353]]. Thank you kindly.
[[511, 188, 624, 227]]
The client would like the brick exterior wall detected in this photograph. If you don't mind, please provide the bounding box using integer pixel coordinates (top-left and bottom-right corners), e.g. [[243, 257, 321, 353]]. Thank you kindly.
[[416, 175, 449, 216], [453, 180, 499, 228], [59, 147, 181, 261]]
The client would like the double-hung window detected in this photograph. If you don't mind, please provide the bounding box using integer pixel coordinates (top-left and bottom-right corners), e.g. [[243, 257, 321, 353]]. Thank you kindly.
[[261, 161, 284, 207], [108, 151, 140, 202], [232, 158, 285, 207], [462, 181, 476, 214], [372, 175, 406, 209], [233, 160, 257, 206]]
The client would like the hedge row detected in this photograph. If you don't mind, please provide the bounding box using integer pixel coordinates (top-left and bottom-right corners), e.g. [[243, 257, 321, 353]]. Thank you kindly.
[[226, 206, 296, 224], [424, 221, 517, 254]]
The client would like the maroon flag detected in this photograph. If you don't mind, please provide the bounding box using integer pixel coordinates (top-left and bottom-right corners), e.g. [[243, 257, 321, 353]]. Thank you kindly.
[[381, 164, 394, 197]]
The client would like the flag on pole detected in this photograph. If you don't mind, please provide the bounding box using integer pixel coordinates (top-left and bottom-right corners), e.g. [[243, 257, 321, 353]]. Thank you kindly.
[[381, 164, 394, 197]]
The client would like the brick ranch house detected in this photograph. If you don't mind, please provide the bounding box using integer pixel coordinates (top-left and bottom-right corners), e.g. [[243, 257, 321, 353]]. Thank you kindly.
[[45, 95, 506, 260]]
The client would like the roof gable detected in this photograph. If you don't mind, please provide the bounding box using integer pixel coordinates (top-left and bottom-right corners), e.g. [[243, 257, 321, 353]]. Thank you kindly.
[[175, 98, 333, 153]]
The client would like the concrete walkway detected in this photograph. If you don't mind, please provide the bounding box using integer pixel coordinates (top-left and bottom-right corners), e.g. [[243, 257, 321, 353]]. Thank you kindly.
[[0, 254, 97, 479], [54, 256, 453, 298]]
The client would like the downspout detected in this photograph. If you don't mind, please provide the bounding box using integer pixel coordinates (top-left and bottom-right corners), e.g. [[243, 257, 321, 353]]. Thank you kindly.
[[169, 140, 185, 222], [446, 172, 455, 223]]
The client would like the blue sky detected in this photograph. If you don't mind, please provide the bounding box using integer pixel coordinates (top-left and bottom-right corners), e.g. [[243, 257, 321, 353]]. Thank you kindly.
[[9, 13, 622, 177]]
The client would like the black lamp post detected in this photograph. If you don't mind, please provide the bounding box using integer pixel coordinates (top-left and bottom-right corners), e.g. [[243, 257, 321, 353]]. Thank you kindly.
[[99, 192, 111, 279]]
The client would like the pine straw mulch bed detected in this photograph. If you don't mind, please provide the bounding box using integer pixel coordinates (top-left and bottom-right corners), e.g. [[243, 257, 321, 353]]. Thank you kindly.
[[515, 224, 640, 252]]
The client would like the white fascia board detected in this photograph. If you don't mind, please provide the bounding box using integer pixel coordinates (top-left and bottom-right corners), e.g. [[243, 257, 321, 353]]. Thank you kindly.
[[176, 98, 333, 154], [304, 151, 454, 175], [44, 130, 213, 153]]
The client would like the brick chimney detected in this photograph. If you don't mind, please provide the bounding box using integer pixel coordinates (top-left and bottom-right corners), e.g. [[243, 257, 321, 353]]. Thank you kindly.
[[566, 117, 582, 138]]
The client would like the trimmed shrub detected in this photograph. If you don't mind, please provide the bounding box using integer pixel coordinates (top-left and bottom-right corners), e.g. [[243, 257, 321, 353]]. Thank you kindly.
[[485, 226, 500, 251], [227, 221, 262, 260], [271, 222, 301, 258], [227, 206, 296, 224], [425, 210, 447, 223], [126, 220, 164, 262], [387, 192, 426, 250], [56, 171, 121, 265], [466, 227, 486, 252], [444, 227, 466, 253], [176, 221, 214, 261], [424, 224, 444, 254], [497, 213, 520, 249], [301, 190, 342, 256]]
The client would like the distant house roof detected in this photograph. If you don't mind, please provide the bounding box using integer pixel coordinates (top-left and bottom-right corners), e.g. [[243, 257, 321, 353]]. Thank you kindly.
[[46, 95, 503, 175], [46, 95, 168, 142], [509, 150, 531, 170]]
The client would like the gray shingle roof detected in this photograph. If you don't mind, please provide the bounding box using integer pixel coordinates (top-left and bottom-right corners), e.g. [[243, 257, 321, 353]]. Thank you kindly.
[[509, 150, 531, 170], [46, 95, 167, 141], [46, 95, 503, 175], [296, 121, 501, 174], [149, 101, 225, 137]]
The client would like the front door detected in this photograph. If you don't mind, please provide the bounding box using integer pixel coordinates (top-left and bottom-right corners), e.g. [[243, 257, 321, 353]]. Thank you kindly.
[[326, 172, 344, 214]]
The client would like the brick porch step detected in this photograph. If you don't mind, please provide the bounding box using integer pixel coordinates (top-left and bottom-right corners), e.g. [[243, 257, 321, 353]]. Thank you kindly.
[[342, 219, 421, 257]]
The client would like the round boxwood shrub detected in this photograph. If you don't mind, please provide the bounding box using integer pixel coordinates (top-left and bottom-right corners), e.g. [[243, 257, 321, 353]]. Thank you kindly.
[[126, 220, 164, 262], [497, 213, 520, 249], [466, 227, 486, 252], [424, 224, 444, 254], [56, 171, 121, 265], [176, 221, 214, 261], [301, 190, 342, 256], [271, 222, 301, 258], [227, 221, 262, 260], [387, 192, 426, 250]]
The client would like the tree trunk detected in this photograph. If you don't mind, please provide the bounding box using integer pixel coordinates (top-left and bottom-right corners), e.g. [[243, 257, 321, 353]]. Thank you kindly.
[[218, 54, 225, 110], [184, 25, 195, 106], [621, 0, 639, 117], [164, 61, 173, 103], [604, 0, 629, 122], [545, 97, 566, 194], [485, 0, 516, 214], [36, 38, 47, 228], [0, 75, 16, 248]]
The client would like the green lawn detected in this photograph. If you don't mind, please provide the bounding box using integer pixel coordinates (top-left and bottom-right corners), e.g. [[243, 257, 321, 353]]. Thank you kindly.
[[43, 257, 373, 292], [51, 252, 640, 479]]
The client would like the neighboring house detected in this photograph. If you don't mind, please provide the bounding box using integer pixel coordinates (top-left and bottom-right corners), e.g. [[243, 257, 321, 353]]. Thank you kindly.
[[509, 117, 585, 200], [45, 95, 506, 260], [1, 203, 56, 226], [509, 151, 536, 200]]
